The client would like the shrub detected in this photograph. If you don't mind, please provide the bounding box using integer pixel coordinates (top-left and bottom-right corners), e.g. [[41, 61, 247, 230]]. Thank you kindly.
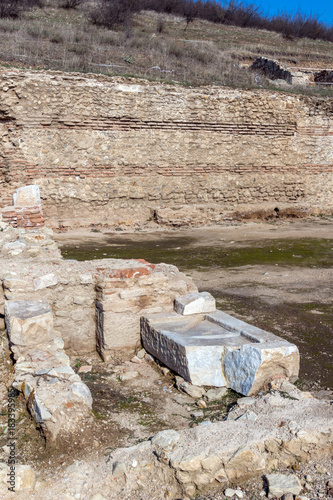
[[60, 0, 84, 9], [0, 0, 22, 18], [156, 16, 165, 33], [137, 0, 333, 43], [0, 0, 43, 19], [90, 0, 141, 30]]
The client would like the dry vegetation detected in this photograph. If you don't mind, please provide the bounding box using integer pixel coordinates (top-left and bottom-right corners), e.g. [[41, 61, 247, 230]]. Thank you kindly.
[[0, 0, 332, 94]]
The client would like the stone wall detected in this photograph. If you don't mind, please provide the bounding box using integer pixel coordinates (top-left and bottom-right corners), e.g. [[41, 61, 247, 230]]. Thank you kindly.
[[0, 223, 197, 354], [315, 70, 333, 83], [250, 57, 317, 86], [1, 69, 333, 227], [250, 57, 293, 83]]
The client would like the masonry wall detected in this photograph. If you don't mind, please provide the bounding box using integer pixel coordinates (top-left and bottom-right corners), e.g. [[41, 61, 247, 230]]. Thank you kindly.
[[1, 69, 333, 227]]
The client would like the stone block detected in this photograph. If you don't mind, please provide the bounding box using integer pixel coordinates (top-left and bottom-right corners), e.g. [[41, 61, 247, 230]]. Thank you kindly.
[[141, 312, 228, 387], [5, 300, 53, 347], [174, 292, 216, 315], [13, 185, 41, 207], [33, 273, 58, 290], [141, 309, 299, 395], [96, 304, 139, 354], [204, 387, 228, 402], [266, 473, 302, 498], [16, 465, 36, 490], [151, 430, 180, 450]]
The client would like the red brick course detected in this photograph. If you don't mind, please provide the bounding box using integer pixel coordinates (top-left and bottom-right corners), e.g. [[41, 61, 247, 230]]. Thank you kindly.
[[1, 205, 45, 229]]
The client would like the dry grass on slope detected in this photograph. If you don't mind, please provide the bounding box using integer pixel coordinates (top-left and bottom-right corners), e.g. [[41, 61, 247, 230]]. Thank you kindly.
[[0, 5, 332, 95]]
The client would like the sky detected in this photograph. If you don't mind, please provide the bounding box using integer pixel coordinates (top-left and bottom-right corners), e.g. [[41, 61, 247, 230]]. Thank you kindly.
[[245, 0, 333, 26]]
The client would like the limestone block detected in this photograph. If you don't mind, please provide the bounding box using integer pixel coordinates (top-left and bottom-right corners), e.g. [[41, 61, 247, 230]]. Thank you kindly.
[[204, 387, 228, 402], [71, 382, 93, 407], [33, 273, 58, 290], [151, 430, 180, 450], [141, 309, 299, 395], [13, 185, 41, 207], [96, 303, 139, 353], [176, 380, 206, 399], [266, 473, 302, 498], [5, 300, 53, 347], [174, 292, 216, 315], [222, 341, 300, 396], [29, 393, 54, 423], [141, 313, 227, 387], [15, 465, 36, 490], [225, 447, 266, 482], [2, 239, 26, 253]]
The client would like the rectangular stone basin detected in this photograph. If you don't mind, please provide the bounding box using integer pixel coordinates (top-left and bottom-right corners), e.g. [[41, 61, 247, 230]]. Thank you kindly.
[[140, 310, 300, 396]]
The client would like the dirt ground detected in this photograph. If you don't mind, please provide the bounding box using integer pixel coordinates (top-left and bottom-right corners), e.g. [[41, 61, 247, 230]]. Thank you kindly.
[[0, 218, 331, 499], [56, 217, 333, 391]]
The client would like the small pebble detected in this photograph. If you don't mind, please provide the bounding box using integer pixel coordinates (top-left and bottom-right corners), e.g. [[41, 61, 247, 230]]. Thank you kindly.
[[190, 410, 204, 418], [119, 371, 139, 381], [315, 465, 328, 474], [78, 365, 92, 374], [130, 356, 141, 364]]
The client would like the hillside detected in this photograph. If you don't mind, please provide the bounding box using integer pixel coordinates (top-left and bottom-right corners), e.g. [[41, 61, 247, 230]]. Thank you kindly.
[[0, 3, 333, 94]]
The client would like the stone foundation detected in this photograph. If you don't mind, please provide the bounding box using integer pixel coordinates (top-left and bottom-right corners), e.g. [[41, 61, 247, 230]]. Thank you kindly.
[[106, 389, 333, 498], [0, 222, 197, 355], [1, 69, 333, 229], [5, 300, 93, 446]]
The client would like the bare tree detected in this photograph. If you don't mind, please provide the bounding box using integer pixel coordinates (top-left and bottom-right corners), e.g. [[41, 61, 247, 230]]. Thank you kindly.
[[182, 0, 198, 30]]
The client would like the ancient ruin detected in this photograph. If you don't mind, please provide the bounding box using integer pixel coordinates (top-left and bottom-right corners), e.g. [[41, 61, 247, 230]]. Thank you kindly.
[[0, 184, 332, 498], [0, 66, 332, 498], [1, 69, 333, 230], [141, 302, 300, 395]]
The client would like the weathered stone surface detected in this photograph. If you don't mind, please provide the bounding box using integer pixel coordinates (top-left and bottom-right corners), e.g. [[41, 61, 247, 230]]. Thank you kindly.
[[106, 392, 333, 497], [90, 494, 107, 500], [78, 365, 92, 373], [119, 371, 139, 381], [266, 473, 302, 498], [33, 273, 58, 290], [141, 312, 227, 387], [225, 488, 243, 498], [236, 410, 258, 422], [0, 226, 196, 356], [174, 292, 216, 315], [204, 387, 228, 402], [141, 309, 299, 395], [15, 464, 36, 490], [2, 239, 26, 253], [13, 184, 41, 207], [237, 397, 256, 408], [151, 430, 180, 450], [5, 300, 53, 347], [96, 265, 197, 356], [1, 70, 333, 229], [175, 377, 206, 398], [7, 300, 93, 446]]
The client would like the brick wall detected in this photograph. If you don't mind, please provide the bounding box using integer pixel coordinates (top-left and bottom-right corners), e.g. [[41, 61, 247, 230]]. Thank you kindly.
[[1, 69, 333, 227]]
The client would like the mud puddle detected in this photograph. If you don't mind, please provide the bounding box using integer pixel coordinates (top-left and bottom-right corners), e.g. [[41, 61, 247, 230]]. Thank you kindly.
[[61, 237, 333, 270]]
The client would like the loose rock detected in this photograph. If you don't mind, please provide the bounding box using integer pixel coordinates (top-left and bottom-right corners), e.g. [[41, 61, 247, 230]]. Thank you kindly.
[[266, 473, 302, 498]]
